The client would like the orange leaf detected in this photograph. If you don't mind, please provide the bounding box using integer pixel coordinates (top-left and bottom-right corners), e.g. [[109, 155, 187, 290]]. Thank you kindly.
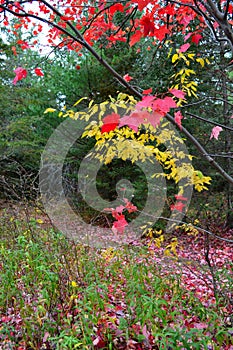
[[129, 30, 142, 47]]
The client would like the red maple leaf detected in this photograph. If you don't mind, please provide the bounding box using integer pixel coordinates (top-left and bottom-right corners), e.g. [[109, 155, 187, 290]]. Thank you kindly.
[[169, 88, 186, 99], [123, 198, 138, 213], [101, 113, 120, 133], [34, 67, 44, 76], [140, 16, 155, 36], [143, 88, 153, 95], [109, 3, 124, 14], [153, 25, 169, 41], [123, 74, 133, 82], [158, 5, 176, 16], [135, 0, 151, 11], [191, 34, 202, 45], [13, 67, 27, 85], [11, 46, 17, 56]]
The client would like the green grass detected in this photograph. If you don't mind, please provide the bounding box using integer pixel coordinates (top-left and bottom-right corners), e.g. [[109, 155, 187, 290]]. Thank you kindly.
[[0, 209, 232, 349]]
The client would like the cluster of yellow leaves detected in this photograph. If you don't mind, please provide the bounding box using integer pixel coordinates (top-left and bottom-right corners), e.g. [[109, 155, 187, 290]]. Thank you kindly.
[[176, 222, 199, 238], [169, 49, 211, 103], [101, 247, 120, 262], [164, 237, 178, 257], [146, 229, 164, 248], [193, 171, 211, 192]]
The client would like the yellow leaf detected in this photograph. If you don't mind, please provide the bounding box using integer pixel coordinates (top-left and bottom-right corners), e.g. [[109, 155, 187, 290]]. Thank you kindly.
[[73, 97, 88, 106], [196, 58, 205, 67], [71, 281, 77, 287], [44, 108, 56, 113], [188, 53, 195, 60], [172, 53, 179, 64]]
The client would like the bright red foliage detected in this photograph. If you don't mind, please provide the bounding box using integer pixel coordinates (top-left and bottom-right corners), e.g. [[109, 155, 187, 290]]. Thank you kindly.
[[101, 113, 120, 133], [13, 67, 27, 85]]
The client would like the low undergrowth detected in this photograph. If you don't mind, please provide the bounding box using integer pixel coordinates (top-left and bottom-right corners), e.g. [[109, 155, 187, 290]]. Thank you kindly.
[[0, 207, 232, 349]]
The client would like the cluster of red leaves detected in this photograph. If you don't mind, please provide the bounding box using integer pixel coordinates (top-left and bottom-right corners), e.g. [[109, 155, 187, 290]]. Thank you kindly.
[[13, 66, 44, 84], [1, 0, 233, 54], [104, 198, 138, 234], [101, 93, 181, 134]]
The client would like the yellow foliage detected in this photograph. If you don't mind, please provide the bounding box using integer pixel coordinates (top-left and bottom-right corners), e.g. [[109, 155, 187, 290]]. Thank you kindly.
[[164, 237, 178, 256], [170, 48, 211, 102]]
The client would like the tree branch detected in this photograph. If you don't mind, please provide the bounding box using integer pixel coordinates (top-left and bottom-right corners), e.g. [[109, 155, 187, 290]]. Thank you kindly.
[[185, 112, 233, 131]]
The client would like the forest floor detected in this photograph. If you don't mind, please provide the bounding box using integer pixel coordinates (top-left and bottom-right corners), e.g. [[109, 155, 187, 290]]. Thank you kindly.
[[0, 201, 232, 349]]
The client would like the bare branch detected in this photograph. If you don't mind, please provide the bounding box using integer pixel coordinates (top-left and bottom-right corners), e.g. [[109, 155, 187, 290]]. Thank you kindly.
[[185, 112, 233, 131]]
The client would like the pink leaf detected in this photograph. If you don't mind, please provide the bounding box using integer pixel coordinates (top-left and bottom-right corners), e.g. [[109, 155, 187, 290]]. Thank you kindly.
[[119, 109, 162, 131], [179, 43, 190, 53], [13, 67, 27, 85], [35, 67, 44, 76], [210, 126, 223, 140], [193, 322, 208, 329], [184, 33, 192, 42], [153, 96, 177, 113], [112, 216, 128, 234], [43, 332, 50, 343], [123, 74, 133, 82], [175, 194, 187, 201], [171, 201, 186, 212], [115, 205, 125, 213], [174, 110, 183, 129], [136, 95, 156, 109], [119, 113, 141, 132], [169, 88, 186, 99]]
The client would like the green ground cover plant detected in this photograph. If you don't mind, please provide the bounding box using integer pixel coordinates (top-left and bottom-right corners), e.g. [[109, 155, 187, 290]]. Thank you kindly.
[[0, 205, 232, 349]]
